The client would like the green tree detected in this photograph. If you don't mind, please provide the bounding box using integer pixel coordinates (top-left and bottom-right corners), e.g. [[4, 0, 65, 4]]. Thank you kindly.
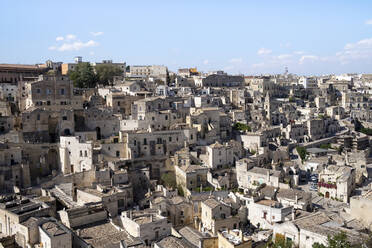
[[266, 234, 292, 248], [95, 64, 123, 86], [233, 122, 252, 132], [160, 172, 176, 189], [313, 232, 351, 248], [354, 118, 363, 132], [69, 62, 98, 88], [361, 127, 372, 136], [320, 143, 332, 149], [296, 146, 308, 161], [177, 185, 185, 197]]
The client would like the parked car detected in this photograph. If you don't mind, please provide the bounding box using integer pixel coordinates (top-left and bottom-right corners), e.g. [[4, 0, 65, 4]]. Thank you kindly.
[[310, 177, 318, 182], [310, 186, 318, 191]]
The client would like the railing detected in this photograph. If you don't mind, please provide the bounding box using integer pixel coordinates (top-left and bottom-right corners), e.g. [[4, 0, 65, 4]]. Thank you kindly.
[[318, 182, 337, 189]]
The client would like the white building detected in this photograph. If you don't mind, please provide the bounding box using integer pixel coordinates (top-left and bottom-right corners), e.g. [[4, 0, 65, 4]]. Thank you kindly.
[[39, 219, 72, 248], [205, 142, 234, 169], [59, 136, 94, 174], [121, 210, 171, 246]]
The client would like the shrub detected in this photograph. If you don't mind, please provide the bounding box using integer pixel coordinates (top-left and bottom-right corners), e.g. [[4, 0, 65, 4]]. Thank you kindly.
[[296, 146, 308, 161], [233, 122, 251, 132]]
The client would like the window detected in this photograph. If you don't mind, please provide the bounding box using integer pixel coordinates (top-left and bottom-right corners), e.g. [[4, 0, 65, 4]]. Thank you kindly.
[[116, 151, 120, 157], [46, 89, 52, 95], [84, 151, 87, 157], [169, 137, 172, 142], [37, 114, 40, 120], [80, 150, 83, 157], [60, 88, 65, 95], [62, 116, 67, 120], [36, 88, 41, 93]]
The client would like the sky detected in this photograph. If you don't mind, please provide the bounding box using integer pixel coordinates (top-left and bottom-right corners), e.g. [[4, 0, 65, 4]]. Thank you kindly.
[[2, 0, 372, 75]]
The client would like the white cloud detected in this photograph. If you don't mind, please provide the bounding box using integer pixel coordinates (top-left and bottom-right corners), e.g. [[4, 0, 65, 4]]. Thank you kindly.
[[65, 34, 76, 41], [257, 48, 272, 55], [56, 36, 64, 41], [91, 31, 104, 36], [49, 40, 98, 52], [89, 51, 95, 55], [299, 55, 318, 64], [277, 54, 292, 60], [365, 19, 372, 25], [336, 37, 372, 64], [344, 37, 372, 50], [229, 58, 243, 63], [203, 59, 209, 65]]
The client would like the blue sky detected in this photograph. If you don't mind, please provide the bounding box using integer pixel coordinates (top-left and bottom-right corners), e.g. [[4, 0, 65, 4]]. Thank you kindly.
[[2, 0, 372, 75]]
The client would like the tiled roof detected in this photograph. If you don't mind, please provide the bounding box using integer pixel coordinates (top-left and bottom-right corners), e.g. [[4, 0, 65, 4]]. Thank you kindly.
[[203, 198, 221, 209], [156, 236, 194, 248], [178, 227, 206, 248]]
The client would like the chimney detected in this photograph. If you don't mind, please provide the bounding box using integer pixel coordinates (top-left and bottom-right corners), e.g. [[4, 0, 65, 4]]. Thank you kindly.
[[295, 194, 298, 204], [266, 170, 270, 181], [291, 208, 295, 220], [150, 214, 154, 222]]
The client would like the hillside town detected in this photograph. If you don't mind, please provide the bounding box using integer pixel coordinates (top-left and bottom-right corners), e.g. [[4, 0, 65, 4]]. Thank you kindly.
[[0, 58, 371, 248]]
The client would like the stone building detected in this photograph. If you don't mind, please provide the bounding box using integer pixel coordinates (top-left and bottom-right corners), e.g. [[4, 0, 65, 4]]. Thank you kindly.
[[150, 195, 193, 228], [121, 209, 172, 245], [106, 93, 142, 116], [273, 211, 369, 248], [318, 165, 355, 202], [0, 195, 53, 239], [204, 142, 234, 169], [38, 218, 73, 248], [0, 63, 47, 83], [0, 144, 31, 192], [129, 65, 168, 82], [218, 229, 252, 248], [121, 128, 197, 159], [202, 74, 244, 87], [22, 109, 75, 143], [276, 188, 312, 211], [23, 75, 83, 111], [59, 136, 94, 174], [76, 184, 133, 217], [237, 166, 283, 191], [75, 107, 121, 140], [200, 198, 239, 235]]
